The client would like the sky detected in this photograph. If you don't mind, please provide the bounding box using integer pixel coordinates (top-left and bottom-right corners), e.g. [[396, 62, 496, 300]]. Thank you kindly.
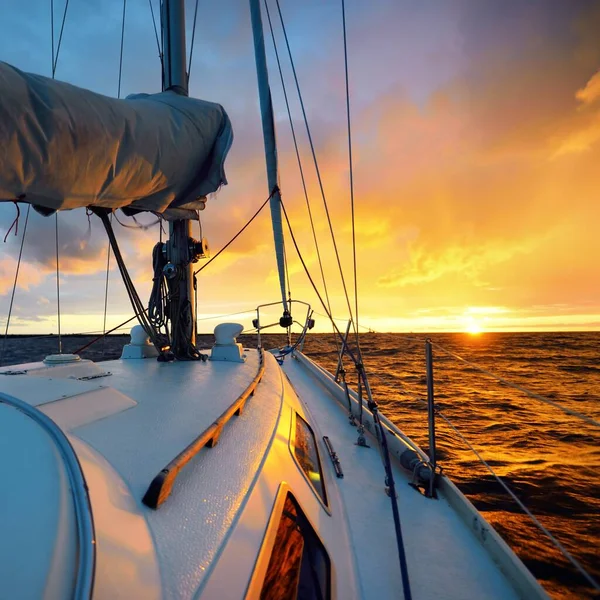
[[1, 0, 599, 335]]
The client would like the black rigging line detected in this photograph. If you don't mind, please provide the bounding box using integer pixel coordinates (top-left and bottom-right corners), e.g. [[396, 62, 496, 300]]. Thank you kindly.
[[74, 312, 144, 355], [55, 213, 62, 353], [341, 0, 360, 351], [95, 210, 169, 355], [188, 0, 200, 82], [52, 0, 70, 78], [263, 0, 335, 343], [0, 205, 31, 367], [279, 197, 355, 358], [101, 214, 112, 357], [279, 197, 412, 600], [273, 0, 355, 328], [194, 188, 278, 276], [148, 0, 164, 74], [117, 0, 127, 99]]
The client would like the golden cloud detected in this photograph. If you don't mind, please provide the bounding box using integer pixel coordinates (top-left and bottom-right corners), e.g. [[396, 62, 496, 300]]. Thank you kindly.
[[576, 70, 600, 105]]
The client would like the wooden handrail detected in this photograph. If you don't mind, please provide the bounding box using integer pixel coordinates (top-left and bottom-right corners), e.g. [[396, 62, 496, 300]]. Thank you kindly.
[[142, 349, 266, 509]]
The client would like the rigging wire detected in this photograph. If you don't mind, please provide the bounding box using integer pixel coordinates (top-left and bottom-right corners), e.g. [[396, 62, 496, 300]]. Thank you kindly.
[[430, 341, 600, 429], [279, 197, 360, 364], [273, 0, 356, 329], [378, 363, 599, 591], [102, 0, 128, 354], [54, 213, 62, 353], [52, 0, 70, 77], [279, 199, 412, 598], [439, 410, 599, 591], [187, 0, 200, 82], [366, 354, 600, 591], [0, 205, 31, 367], [263, 0, 337, 351], [148, 0, 164, 84], [73, 308, 260, 356], [102, 1, 128, 354], [341, 0, 360, 350], [193, 187, 278, 276], [73, 312, 145, 355], [101, 215, 113, 356], [49, 0, 69, 354], [94, 209, 169, 355], [117, 0, 127, 99], [148, 0, 163, 57], [313, 309, 373, 331]]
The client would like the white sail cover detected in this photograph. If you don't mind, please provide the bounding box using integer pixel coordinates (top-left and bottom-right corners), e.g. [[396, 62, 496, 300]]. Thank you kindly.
[[0, 62, 233, 217]]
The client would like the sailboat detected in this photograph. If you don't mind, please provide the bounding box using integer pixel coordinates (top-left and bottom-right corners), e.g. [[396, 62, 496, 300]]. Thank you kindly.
[[0, 1, 557, 598]]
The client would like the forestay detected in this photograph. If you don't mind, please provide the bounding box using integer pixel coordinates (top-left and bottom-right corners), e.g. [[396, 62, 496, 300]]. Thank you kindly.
[[0, 62, 233, 218]]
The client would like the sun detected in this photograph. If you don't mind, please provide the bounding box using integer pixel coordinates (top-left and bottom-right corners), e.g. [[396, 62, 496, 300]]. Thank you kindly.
[[464, 316, 483, 335]]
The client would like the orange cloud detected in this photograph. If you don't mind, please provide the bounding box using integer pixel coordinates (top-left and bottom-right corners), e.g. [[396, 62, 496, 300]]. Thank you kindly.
[[0, 258, 44, 295], [576, 70, 600, 105]]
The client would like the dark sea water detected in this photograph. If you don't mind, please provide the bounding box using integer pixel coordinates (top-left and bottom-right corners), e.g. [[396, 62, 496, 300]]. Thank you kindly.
[[1, 331, 598, 599]]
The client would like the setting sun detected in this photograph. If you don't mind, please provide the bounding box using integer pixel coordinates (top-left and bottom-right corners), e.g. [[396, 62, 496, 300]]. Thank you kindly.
[[464, 317, 483, 335]]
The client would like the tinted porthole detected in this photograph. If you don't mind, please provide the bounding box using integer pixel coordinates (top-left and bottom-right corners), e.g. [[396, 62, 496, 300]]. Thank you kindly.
[[261, 493, 331, 600], [294, 414, 327, 505]]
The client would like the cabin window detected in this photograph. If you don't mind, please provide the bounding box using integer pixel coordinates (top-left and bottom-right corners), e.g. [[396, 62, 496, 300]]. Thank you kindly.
[[293, 414, 327, 505], [260, 493, 331, 600]]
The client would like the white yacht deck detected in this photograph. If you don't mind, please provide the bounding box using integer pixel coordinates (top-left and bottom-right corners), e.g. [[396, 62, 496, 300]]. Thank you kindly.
[[281, 352, 541, 600], [0, 350, 284, 598], [0, 346, 545, 599]]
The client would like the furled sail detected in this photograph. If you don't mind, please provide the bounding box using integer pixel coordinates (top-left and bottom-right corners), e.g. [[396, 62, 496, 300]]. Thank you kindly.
[[0, 62, 233, 218]]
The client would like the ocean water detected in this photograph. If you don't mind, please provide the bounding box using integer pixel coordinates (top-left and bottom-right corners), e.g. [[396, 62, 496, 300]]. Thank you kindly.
[[1, 331, 598, 599], [304, 332, 600, 600]]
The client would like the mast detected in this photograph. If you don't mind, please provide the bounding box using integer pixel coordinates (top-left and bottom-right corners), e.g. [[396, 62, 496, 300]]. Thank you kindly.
[[162, 0, 196, 352], [162, 0, 187, 95], [249, 0, 289, 314]]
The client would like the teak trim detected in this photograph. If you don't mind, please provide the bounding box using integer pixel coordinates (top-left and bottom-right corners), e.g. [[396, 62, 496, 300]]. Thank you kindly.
[[142, 348, 266, 509]]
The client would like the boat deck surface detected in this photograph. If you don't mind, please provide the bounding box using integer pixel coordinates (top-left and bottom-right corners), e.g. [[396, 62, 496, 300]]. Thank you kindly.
[[0, 348, 535, 599], [282, 353, 520, 600], [1, 350, 284, 599]]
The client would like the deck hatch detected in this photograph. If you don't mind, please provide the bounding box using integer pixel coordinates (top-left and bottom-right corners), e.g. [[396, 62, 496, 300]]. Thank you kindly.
[[260, 493, 330, 600], [292, 413, 328, 506]]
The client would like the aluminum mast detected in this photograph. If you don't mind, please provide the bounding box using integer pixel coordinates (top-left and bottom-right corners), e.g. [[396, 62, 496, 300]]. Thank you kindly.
[[162, 0, 197, 353], [249, 0, 289, 315]]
